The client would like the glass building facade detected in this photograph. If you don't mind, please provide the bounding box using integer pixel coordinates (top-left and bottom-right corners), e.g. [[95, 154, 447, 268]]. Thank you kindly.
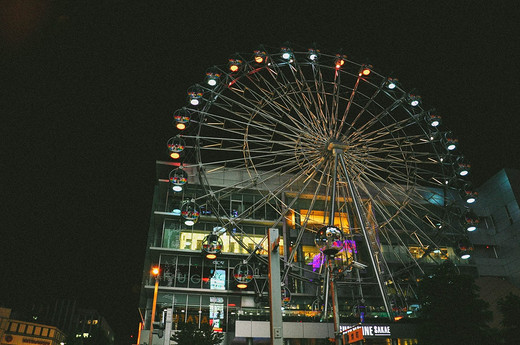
[[138, 161, 476, 344]]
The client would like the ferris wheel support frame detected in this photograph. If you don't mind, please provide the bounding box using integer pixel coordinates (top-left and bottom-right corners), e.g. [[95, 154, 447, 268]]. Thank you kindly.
[[339, 146, 393, 319]]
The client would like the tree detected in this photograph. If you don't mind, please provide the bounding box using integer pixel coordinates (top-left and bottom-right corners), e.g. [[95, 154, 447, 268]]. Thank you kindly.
[[416, 261, 495, 345], [171, 322, 224, 345], [497, 292, 520, 344]]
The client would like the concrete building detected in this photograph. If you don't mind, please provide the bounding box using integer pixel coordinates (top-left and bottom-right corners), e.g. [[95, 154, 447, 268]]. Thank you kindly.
[[469, 169, 520, 327], [0, 307, 67, 345]]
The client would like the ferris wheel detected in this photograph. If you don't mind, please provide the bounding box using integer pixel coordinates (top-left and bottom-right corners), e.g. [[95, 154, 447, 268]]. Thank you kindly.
[[167, 45, 477, 318]]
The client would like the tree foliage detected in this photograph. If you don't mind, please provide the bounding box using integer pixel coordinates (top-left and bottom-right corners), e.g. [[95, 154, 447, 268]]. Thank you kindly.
[[416, 261, 494, 345], [497, 292, 520, 344], [171, 322, 224, 345]]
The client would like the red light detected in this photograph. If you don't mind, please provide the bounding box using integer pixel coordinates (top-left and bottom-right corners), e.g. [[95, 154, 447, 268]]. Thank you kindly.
[[237, 283, 248, 289], [202, 277, 210, 283], [176, 123, 186, 130], [170, 152, 180, 159], [228, 303, 236, 307], [230, 64, 239, 72]]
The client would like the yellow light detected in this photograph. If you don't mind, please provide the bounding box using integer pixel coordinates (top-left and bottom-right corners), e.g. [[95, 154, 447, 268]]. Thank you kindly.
[[151, 267, 160, 276], [170, 152, 180, 159], [254, 56, 264, 63], [206, 253, 217, 260], [230, 64, 239, 72], [176, 123, 186, 130], [362, 68, 371, 76], [237, 283, 248, 289]]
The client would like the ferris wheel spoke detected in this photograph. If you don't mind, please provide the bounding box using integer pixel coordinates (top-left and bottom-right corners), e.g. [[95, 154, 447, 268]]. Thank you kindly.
[[347, 100, 402, 141], [335, 75, 363, 138], [247, 67, 328, 138], [288, 64, 332, 133], [212, 88, 305, 137]]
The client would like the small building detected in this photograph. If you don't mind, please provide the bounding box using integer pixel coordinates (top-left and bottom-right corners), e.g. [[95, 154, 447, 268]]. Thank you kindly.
[[1, 308, 67, 345]]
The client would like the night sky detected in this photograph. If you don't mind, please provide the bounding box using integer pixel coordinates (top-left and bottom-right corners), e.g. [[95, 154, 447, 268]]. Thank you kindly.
[[2, 1, 519, 344]]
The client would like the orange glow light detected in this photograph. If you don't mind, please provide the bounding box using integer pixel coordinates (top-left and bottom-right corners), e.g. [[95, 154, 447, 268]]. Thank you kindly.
[[151, 267, 160, 276], [362, 68, 371, 76], [170, 152, 180, 159], [230, 64, 239, 72], [205, 253, 217, 260], [254, 56, 264, 63], [176, 123, 186, 130], [237, 283, 248, 289]]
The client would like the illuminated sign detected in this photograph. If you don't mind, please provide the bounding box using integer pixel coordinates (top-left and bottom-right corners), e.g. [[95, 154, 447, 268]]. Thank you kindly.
[[210, 269, 226, 290], [340, 324, 391, 337]]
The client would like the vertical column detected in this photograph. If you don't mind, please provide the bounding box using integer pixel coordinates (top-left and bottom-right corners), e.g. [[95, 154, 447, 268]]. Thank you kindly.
[[268, 228, 284, 345]]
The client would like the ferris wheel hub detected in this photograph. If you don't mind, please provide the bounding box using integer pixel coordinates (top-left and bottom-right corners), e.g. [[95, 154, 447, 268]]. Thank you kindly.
[[327, 141, 349, 152]]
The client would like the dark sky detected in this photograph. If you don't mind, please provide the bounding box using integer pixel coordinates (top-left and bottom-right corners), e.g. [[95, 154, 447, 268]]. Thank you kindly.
[[1, 1, 519, 344]]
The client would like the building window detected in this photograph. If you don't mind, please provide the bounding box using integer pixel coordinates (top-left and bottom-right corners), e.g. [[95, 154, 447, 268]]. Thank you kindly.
[[505, 205, 514, 225]]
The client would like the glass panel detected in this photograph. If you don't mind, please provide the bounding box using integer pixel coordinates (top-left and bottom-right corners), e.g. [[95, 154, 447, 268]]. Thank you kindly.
[[26, 325, 33, 334], [172, 294, 187, 328], [176, 256, 190, 288], [9, 322, 18, 332], [188, 256, 203, 289], [18, 324, 26, 333], [161, 255, 177, 287], [162, 220, 182, 249]]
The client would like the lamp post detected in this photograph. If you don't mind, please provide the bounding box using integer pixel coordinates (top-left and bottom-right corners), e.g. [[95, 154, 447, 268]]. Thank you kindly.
[[148, 266, 160, 345]]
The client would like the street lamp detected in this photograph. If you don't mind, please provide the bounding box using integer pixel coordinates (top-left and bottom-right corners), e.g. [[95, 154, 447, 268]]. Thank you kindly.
[[148, 266, 160, 345]]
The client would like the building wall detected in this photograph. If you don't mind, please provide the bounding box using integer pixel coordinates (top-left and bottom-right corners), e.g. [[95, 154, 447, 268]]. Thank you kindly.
[[471, 169, 520, 287], [2, 318, 66, 345]]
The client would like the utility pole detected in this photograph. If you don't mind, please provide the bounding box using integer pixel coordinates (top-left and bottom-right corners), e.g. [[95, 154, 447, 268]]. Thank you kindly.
[[268, 228, 284, 345]]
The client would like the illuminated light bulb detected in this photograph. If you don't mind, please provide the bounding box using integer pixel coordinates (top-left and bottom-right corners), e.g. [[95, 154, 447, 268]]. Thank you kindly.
[[410, 100, 419, 107], [152, 267, 160, 276], [190, 98, 200, 106], [459, 169, 469, 176], [170, 152, 180, 159], [466, 197, 476, 204], [185, 220, 195, 226], [172, 185, 183, 192], [461, 254, 471, 259], [207, 78, 217, 86], [255, 56, 264, 63], [467, 226, 476, 232], [176, 123, 186, 130], [388, 82, 396, 89], [431, 120, 439, 127], [237, 283, 248, 289], [206, 253, 217, 260], [282, 52, 291, 60], [309, 53, 317, 60], [447, 144, 456, 151], [361, 68, 371, 76], [229, 64, 239, 72]]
